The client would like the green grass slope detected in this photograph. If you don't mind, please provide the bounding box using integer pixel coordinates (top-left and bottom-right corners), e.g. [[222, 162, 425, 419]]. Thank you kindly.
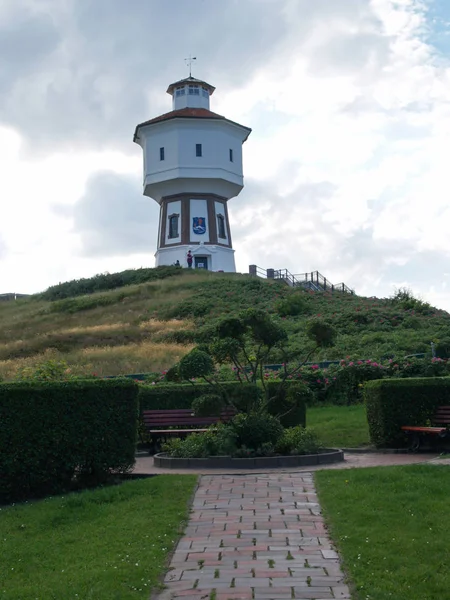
[[0, 268, 449, 379]]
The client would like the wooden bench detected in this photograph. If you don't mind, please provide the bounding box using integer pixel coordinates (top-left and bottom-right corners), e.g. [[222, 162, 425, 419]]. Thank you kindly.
[[142, 407, 236, 451], [401, 406, 450, 451]]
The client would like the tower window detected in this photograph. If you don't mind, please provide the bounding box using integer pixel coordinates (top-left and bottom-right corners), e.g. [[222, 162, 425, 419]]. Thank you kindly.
[[189, 85, 200, 95], [168, 214, 179, 239], [202, 87, 209, 98], [175, 86, 185, 96], [217, 214, 226, 239], [229, 149, 233, 162], [196, 143, 202, 157], [160, 147, 165, 161]]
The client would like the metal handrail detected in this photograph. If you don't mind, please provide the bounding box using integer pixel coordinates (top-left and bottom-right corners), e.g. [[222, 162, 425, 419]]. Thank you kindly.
[[249, 266, 355, 295]]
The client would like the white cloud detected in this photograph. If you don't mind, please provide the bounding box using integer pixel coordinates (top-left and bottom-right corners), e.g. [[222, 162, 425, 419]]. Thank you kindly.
[[0, 0, 449, 310]]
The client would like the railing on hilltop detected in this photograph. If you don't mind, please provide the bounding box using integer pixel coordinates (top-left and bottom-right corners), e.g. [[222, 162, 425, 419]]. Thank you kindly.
[[0, 293, 30, 302], [249, 265, 355, 295]]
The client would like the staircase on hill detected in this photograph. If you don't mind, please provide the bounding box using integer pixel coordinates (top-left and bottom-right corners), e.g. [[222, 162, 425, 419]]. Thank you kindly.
[[249, 265, 355, 294]]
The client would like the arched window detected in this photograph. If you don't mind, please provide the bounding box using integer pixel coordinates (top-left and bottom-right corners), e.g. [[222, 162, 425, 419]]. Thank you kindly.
[[168, 214, 179, 239], [217, 214, 226, 239]]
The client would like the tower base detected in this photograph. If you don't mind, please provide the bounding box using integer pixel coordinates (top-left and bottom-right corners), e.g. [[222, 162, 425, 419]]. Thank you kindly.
[[155, 245, 236, 272]]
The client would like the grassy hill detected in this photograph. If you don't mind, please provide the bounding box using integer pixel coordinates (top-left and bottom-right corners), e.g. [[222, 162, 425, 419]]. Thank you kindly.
[[0, 268, 449, 380]]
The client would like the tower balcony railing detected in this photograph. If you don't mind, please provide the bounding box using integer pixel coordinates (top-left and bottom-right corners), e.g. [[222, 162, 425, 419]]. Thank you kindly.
[[248, 265, 355, 294]]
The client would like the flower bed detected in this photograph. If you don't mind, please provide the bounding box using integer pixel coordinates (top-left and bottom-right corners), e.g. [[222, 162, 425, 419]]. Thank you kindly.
[[153, 448, 344, 469]]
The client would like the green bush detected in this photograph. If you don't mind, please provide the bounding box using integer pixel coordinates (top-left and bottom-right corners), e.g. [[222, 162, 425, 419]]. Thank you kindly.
[[162, 424, 236, 458], [265, 381, 308, 427], [276, 294, 310, 317], [15, 359, 72, 381], [325, 362, 386, 405], [364, 377, 450, 448], [230, 411, 284, 451], [276, 426, 323, 455], [0, 379, 139, 503]]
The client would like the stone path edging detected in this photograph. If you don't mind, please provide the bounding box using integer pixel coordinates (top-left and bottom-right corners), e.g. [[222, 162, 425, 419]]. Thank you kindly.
[[155, 473, 350, 600]]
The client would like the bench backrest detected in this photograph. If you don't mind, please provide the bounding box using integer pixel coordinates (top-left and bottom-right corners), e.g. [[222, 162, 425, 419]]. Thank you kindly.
[[432, 406, 450, 426], [142, 407, 236, 428]]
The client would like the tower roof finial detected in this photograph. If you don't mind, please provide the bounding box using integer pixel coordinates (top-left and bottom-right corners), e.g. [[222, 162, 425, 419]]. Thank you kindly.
[[184, 54, 197, 78]]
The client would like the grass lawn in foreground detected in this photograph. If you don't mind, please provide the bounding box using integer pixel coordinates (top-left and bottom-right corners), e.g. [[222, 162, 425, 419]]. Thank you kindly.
[[307, 404, 370, 448], [316, 465, 450, 600], [0, 475, 196, 600]]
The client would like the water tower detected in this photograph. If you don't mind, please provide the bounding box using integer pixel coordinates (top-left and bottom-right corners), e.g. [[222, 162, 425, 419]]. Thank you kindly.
[[133, 72, 251, 271]]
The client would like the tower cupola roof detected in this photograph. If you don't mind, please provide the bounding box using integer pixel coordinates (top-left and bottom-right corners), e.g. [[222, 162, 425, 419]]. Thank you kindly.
[[166, 77, 215, 96]]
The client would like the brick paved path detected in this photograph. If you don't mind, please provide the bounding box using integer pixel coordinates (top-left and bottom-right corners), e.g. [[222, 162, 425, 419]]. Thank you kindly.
[[157, 473, 350, 600]]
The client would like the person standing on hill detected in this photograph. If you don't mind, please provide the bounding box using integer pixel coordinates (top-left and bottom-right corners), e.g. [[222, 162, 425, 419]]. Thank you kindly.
[[187, 250, 193, 268]]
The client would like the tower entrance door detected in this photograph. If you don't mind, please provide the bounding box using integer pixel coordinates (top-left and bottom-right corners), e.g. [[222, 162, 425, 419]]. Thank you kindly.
[[194, 256, 209, 270]]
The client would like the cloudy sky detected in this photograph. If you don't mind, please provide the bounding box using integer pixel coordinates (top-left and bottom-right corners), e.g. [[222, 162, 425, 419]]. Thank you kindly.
[[1, 0, 450, 309]]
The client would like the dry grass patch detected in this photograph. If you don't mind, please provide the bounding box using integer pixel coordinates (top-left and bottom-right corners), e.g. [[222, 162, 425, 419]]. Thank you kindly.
[[0, 341, 193, 379], [138, 318, 194, 332]]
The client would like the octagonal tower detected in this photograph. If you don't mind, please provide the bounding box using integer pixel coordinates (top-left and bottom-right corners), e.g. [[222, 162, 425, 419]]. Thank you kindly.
[[133, 76, 251, 271]]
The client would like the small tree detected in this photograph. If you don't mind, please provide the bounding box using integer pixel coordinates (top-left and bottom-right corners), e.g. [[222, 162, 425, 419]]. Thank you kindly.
[[176, 309, 336, 420]]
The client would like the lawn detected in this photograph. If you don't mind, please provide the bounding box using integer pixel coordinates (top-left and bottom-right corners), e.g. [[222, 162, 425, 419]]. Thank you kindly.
[[0, 475, 197, 600], [307, 404, 370, 448], [316, 465, 450, 600]]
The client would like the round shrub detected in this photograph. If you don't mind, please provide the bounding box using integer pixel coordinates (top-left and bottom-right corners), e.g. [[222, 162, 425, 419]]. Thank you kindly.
[[276, 426, 322, 455], [178, 349, 214, 380], [230, 412, 283, 451], [192, 393, 224, 417]]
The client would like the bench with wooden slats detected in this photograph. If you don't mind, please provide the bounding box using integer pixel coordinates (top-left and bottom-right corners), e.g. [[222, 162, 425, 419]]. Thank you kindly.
[[401, 406, 450, 450], [142, 407, 236, 447]]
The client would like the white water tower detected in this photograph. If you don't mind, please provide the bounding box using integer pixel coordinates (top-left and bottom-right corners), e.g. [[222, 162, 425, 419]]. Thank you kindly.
[[133, 75, 251, 271]]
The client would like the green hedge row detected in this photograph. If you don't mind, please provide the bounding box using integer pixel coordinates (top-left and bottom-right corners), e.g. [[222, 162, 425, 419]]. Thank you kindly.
[[364, 377, 450, 447], [0, 379, 139, 503], [138, 381, 307, 427]]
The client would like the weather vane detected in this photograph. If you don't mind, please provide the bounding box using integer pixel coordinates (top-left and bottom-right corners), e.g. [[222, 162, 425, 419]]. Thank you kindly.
[[185, 55, 197, 77]]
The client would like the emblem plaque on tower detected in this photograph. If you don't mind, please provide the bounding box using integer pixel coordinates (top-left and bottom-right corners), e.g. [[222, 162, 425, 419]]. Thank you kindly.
[[192, 217, 206, 235]]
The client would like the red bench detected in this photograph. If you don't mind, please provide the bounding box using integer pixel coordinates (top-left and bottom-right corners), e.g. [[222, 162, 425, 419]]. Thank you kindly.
[[401, 406, 450, 451], [142, 407, 236, 450]]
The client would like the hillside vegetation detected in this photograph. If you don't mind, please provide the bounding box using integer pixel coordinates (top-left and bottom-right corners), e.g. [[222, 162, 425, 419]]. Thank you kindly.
[[0, 267, 449, 380]]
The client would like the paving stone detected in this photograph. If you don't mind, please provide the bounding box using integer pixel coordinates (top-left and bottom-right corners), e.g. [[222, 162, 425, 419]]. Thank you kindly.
[[155, 473, 349, 600]]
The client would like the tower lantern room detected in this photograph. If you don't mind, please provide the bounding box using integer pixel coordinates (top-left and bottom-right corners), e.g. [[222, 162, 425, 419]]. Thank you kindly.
[[133, 75, 251, 272], [167, 77, 215, 111]]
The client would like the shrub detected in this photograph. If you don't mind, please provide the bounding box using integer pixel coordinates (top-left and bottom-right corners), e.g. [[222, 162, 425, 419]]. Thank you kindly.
[[230, 412, 284, 451], [192, 393, 223, 417], [276, 294, 310, 317], [364, 377, 450, 448], [178, 349, 214, 380], [0, 378, 139, 503], [162, 424, 236, 458], [15, 359, 72, 381], [276, 426, 323, 455], [325, 361, 386, 405], [265, 381, 308, 427], [306, 319, 337, 347]]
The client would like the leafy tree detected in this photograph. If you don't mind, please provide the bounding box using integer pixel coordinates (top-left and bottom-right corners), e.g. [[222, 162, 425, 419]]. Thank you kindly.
[[173, 308, 336, 421]]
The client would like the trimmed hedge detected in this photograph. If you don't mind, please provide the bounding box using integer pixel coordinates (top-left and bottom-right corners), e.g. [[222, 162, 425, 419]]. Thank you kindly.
[[138, 382, 260, 412], [364, 377, 450, 447], [0, 379, 139, 503], [138, 381, 306, 427]]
